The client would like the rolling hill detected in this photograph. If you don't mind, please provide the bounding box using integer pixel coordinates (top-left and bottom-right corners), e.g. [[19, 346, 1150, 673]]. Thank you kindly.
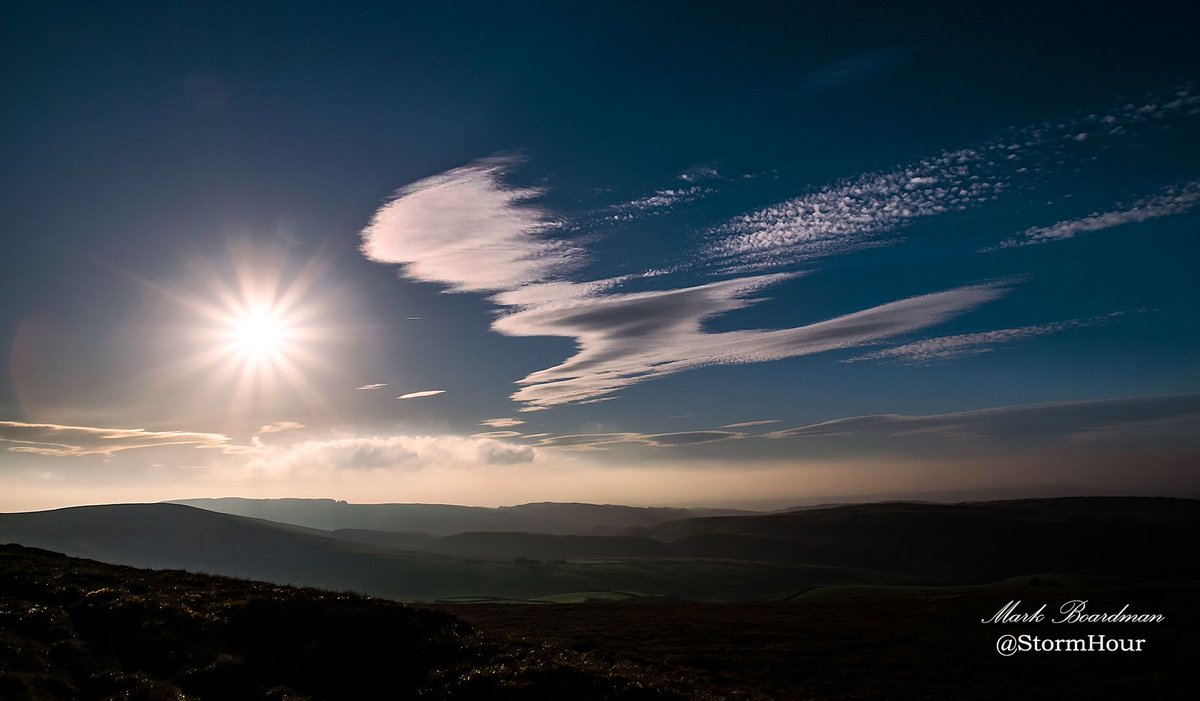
[[648, 497, 1200, 580], [170, 497, 750, 535], [0, 504, 865, 601], [3, 497, 1197, 603]]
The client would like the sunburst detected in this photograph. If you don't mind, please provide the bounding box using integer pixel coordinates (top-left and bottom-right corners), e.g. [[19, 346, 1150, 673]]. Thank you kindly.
[[165, 244, 337, 419]]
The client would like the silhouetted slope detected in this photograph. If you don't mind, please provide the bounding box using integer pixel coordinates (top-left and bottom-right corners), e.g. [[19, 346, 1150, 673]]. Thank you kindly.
[[0, 504, 601, 600], [4, 498, 1196, 603], [0, 544, 695, 700], [425, 532, 671, 561], [328, 528, 437, 550], [0, 504, 848, 601], [649, 497, 1200, 581], [0, 503, 439, 591], [171, 497, 749, 535]]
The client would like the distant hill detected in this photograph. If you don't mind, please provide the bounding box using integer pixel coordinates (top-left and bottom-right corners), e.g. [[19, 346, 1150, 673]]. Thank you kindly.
[[0, 544, 695, 700], [427, 531, 672, 561], [169, 497, 750, 535], [648, 497, 1200, 581], [0, 503, 863, 601], [3, 497, 1197, 602]]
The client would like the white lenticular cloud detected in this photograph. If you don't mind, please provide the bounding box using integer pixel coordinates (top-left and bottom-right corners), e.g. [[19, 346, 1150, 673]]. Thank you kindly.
[[480, 418, 525, 428], [360, 157, 582, 292], [398, 390, 445, 400]]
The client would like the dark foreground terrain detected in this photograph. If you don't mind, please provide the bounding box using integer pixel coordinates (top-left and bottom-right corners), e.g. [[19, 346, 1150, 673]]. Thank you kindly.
[[438, 580, 1200, 700], [0, 545, 702, 700], [3, 546, 1196, 700]]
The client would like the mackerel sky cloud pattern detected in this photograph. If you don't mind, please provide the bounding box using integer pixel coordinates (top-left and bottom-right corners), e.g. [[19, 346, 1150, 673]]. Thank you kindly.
[[706, 87, 1200, 273]]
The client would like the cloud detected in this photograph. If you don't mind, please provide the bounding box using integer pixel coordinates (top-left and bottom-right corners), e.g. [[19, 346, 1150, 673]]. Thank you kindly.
[[985, 181, 1200, 250], [361, 161, 1010, 412], [256, 421, 305, 435], [794, 47, 909, 94], [480, 418, 525, 428], [644, 431, 744, 446], [707, 87, 1200, 273], [496, 278, 1010, 410], [246, 434, 535, 473], [719, 420, 781, 429], [846, 315, 1117, 364], [705, 147, 1003, 271], [766, 394, 1200, 445], [398, 390, 445, 400], [360, 156, 582, 292], [604, 186, 715, 220], [678, 165, 722, 182], [469, 430, 523, 439], [365, 97, 1200, 415], [356, 383, 387, 390], [534, 430, 744, 450], [0, 421, 236, 457]]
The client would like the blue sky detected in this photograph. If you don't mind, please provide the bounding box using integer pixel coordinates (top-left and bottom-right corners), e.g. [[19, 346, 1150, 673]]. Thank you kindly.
[[2, 2, 1198, 509]]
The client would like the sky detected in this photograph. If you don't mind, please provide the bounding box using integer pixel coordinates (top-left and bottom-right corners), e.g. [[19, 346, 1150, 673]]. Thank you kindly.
[[2, 1, 1199, 510]]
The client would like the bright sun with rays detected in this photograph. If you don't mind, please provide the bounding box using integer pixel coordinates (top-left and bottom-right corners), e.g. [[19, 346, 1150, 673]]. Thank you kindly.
[[174, 245, 335, 414], [230, 308, 288, 359]]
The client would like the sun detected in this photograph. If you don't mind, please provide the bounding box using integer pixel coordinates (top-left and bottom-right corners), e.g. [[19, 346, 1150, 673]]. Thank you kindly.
[[231, 308, 287, 359], [167, 245, 338, 416]]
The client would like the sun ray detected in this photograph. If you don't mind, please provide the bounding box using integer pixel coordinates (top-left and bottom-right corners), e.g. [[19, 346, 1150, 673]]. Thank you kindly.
[[150, 243, 344, 428]]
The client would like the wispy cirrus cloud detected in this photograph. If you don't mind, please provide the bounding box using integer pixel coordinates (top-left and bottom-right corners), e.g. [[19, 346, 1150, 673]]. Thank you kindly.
[[499, 279, 1011, 410], [361, 159, 1009, 411], [794, 48, 909, 94], [846, 314, 1118, 364], [719, 420, 780, 429], [0, 421, 237, 457], [604, 186, 715, 221], [704, 148, 1004, 271], [398, 390, 445, 400], [534, 430, 744, 450], [707, 87, 1200, 273], [766, 394, 1200, 444], [469, 430, 523, 439], [256, 421, 305, 435], [983, 181, 1200, 251], [356, 383, 387, 390]]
